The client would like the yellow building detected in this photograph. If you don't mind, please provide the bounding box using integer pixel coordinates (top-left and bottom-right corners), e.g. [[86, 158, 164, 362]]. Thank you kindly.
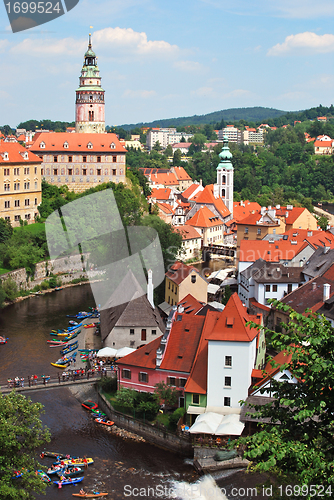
[[165, 261, 208, 306], [0, 141, 42, 226]]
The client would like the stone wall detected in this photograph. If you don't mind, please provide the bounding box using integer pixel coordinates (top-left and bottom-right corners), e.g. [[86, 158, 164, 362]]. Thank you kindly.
[[97, 391, 193, 456], [0, 253, 89, 291]]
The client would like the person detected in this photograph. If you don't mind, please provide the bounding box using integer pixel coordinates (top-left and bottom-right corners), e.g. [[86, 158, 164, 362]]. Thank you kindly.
[[79, 489, 86, 495], [83, 456, 88, 469]]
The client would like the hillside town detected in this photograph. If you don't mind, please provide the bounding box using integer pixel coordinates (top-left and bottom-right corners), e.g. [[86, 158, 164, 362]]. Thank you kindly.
[[1, 31, 334, 496]]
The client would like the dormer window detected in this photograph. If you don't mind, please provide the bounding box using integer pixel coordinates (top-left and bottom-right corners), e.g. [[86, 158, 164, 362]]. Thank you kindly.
[[87, 142, 93, 149], [110, 143, 116, 149], [40, 142, 45, 149], [63, 142, 69, 149], [3, 152, 9, 161]]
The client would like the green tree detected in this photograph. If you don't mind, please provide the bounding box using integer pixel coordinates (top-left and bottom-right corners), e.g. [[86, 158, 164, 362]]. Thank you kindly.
[[154, 381, 180, 407], [0, 218, 13, 244], [0, 283, 6, 308], [163, 144, 173, 158], [0, 391, 50, 499], [115, 387, 136, 408], [189, 133, 207, 154], [2, 277, 18, 302], [237, 301, 334, 493]]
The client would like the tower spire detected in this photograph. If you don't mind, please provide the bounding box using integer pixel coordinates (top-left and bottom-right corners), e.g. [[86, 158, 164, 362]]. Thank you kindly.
[[75, 33, 105, 133]]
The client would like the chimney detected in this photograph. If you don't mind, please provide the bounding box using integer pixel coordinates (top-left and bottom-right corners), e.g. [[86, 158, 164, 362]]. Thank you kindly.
[[147, 269, 154, 308], [312, 282, 317, 291], [178, 304, 184, 313], [200, 179, 202, 186], [323, 283, 331, 302]]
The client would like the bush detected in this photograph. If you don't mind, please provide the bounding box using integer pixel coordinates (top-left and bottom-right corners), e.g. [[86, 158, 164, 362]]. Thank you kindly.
[[98, 376, 117, 393], [40, 280, 49, 290], [48, 277, 57, 288], [169, 407, 186, 430], [2, 277, 18, 302]]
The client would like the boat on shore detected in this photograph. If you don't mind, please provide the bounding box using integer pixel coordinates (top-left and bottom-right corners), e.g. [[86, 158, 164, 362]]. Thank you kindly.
[[56, 467, 83, 478], [81, 400, 98, 410], [72, 493, 108, 498], [61, 341, 78, 355], [42, 451, 69, 459], [95, 418, 114, 426]]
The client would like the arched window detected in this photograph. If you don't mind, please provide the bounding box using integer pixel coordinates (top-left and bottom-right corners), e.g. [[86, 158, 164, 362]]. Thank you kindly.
[[110, 142, 116, 149], [63, 142, 69, 149], [222, 189, 225, 197], [222, 175, 226, 184], [87, 142, 93, 149]]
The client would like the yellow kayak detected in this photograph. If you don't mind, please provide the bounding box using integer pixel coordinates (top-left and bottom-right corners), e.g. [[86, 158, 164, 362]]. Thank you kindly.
[[60, 458, 94, 466], [51, 362, 69, 369]]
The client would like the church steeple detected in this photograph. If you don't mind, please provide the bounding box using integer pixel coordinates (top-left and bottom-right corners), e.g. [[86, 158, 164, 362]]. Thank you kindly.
[[216, 136, 234, 215], [75, 34, 105, 133]]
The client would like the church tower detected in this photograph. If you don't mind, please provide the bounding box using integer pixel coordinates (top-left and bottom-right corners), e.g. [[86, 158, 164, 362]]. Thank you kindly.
[[216, 136, 234, 215], [75, 34, 105, 133]]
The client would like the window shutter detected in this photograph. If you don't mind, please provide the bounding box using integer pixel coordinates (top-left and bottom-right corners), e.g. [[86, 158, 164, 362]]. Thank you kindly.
[[128, 370, 131, 380], [167, 377, 170, 385], [121, 369, 124, 378], [175, 378, 180, 387], [146, 373, 149, 383], [138, 373, 141, 382]]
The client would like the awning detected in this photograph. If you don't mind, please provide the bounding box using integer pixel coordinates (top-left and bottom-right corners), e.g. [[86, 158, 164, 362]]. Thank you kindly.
[[97, 347, 117, 357], [116, 347, 136, 358], [188, 409, 244, 435], [207, 284, 220, 295], [187, 405, 206, 415]]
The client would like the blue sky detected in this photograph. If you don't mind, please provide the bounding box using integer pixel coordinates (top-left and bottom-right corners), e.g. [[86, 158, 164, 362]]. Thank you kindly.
[[1, 0, 334, 127]]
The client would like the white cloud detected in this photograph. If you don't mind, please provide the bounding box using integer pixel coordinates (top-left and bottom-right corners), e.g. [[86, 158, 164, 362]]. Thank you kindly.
[[93, 27, 178, 56], [224, 89, 253, 98], [122, 89, 157, 99], [173, 60, 203, 72], [268, 32, 334, 56], [0, 40, 10, 52], [10, 37, 85, 56]]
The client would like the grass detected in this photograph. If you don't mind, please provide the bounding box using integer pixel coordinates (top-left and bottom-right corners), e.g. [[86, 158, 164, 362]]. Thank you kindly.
[[0, 267, 11, 275], [13, 222, 45, 235]]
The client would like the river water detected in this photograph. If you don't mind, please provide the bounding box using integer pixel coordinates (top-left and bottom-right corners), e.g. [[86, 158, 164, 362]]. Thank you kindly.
[[0, 283, 268, 500]]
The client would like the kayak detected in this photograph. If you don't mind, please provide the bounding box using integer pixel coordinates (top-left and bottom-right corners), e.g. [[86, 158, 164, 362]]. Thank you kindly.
[[42, 451, 69, 459], [36, 470, 51, 482], [57, 467, 83, 478], [47, 466, 66, 475], [91, 409, 106, 416], [72, 493, 108, 498], [95, 418, 114, 426], [53, 476, 84, 486], [51, 362, 70, 369], [61, 341, 78, 355], [81, 400, 98, 410], [55, 458, 94, 467]]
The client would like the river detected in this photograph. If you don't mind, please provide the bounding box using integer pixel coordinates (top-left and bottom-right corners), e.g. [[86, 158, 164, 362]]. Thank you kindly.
[[0, 283, 268, 500]]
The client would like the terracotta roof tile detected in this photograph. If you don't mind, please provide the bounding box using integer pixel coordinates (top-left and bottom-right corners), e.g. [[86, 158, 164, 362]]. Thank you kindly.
[[186, 206, 222, 228], [165, 261, 202, 285], [149, 188, 172, 200], [116, 336, 162, 369], [239, 239, 308, 262], [174, 225, 201, 240], [206, 293, 261, 342], [173, 166, 192, 181], [194, 185, 230, 218], [0, 141, 42, 164], [30, 132, 127, 153]]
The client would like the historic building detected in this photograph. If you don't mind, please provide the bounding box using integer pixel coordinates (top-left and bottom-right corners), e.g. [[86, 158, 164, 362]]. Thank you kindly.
[[28, 34, 127, 193], [75, 34, 105, 134], [0, 141, 42, 226]]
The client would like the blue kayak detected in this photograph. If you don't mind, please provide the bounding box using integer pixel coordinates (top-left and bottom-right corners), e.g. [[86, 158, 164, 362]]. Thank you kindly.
[[53, 476, 84, 486]]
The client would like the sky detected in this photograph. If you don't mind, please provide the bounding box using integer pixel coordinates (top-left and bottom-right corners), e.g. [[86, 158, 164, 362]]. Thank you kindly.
[[1, 0, 334, 127]]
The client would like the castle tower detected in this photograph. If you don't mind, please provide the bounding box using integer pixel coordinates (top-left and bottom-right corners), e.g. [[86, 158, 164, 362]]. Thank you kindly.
[[216, 135, 234, 215], [75, 34, 105, 133]]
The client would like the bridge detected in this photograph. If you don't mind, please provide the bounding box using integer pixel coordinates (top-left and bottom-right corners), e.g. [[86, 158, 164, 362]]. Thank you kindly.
[[202, 244, 236, 261], [0, 368, 115, 395]]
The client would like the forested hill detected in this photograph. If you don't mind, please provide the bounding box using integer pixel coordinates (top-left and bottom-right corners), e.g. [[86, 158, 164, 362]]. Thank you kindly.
[[119, 106, 287, 130]]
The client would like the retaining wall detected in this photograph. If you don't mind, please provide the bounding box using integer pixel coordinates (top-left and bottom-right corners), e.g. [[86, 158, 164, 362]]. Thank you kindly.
[[97, 391, 193, 456]]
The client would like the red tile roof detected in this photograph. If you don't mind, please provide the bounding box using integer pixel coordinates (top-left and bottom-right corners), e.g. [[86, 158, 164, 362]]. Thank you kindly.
[[116, 336, 162, 369], [172, 166, 192, 181], [184, 310, 221, 394], [160, 314, 205, 372], [182, 183, 204, 200], [233, 201, 261, 222], [174, 225, 201, 240], [275, 206, 309, 225], [177, 294, 206, 315], [186, 206, 221, 228], [314, 140, 332, 148], [194, 185, 230, 218], [149, 188, 172, 200], [29, 132, 127, 153], [237, 212, 275, 226], [206, 293, 261, 342], [165, 261, 201, 285], [250, 350, 293, 393], [239, 239, 308, 262], [0, 141, 42, 164], [156, 202, 174, 215]]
